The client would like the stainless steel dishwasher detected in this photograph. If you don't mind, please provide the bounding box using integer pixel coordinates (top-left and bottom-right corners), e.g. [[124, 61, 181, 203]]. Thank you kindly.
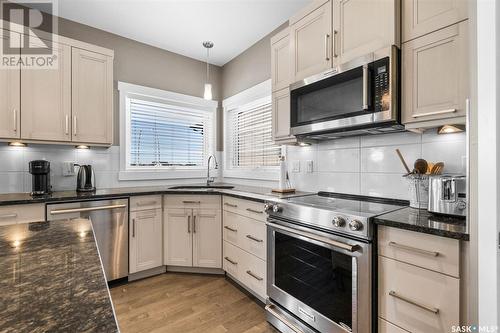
[[46, 198, 129, 281]]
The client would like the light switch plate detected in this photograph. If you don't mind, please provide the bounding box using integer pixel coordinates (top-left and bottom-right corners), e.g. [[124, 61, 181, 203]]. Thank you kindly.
[[292, 161, 300, 173], [306, 160, 314, 173], [62, 162, 76, 176]]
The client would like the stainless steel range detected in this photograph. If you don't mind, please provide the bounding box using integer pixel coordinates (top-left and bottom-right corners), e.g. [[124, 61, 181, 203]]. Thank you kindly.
[[264, 192, 405, 333]]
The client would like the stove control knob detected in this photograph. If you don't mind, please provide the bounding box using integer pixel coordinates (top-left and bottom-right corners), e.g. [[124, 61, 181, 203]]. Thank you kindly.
[[332, 216, 346, 227], [264, 203, 272, 212], [349, 220, 363, 231], [272, 205, 282, 213]]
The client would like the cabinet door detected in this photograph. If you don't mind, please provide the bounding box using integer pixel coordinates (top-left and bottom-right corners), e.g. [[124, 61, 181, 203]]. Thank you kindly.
[[334, 0, 397, 65], [0, 30, 20, 139], [272, 88, 294, 142], [271, 28, 291, 92], [193, 208, 222, 268], [129, 209, 163, 274], [403, 0, 468, 42], [21, 41, 71, 141], [402, 21, 468, 124], [165, 208, 192, 267], [72, 48, 113, 144], [290, 0, 333, 82]]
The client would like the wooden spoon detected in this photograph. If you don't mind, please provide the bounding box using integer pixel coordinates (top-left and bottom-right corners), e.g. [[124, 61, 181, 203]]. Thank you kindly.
[[395, 149, 411, 174], [414, 159, 428, 175], [431, 162, 444, 175]]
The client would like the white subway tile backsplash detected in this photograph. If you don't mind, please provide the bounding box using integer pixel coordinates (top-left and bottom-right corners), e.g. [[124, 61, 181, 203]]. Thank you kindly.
[[317, 149, 360, 173], [360, 144, 421, 173], [317, 137, 360, 150], [422, 140, 466, 174], [360, 131, 421, 147], [0, 150, 24, 172], [360, 173, 408, 199], [317, 172, 360, 195], [0, 172, 24, 194]]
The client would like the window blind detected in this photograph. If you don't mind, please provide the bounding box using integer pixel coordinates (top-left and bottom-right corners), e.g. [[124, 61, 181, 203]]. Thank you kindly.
[[129, 99, 214, 168], [227, 99, 281, 168]]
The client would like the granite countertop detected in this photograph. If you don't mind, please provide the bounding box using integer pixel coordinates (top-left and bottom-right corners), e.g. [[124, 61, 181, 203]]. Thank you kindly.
[[374, 207, 469, 241], [0, 183, 311, 206], [0, 219, 119, 332]]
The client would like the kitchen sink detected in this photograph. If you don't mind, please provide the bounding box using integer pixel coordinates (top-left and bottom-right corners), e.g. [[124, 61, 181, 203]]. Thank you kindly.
[[168, 185, 235, 190]]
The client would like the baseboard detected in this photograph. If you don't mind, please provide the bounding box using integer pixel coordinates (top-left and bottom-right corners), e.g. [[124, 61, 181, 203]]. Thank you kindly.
[[128, 266, 166, 282], [225, 273, 266, 304], [166, 266, 225, 275]]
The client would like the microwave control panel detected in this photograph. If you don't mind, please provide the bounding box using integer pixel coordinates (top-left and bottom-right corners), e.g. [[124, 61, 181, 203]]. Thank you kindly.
[[373, 57, 390, 112]]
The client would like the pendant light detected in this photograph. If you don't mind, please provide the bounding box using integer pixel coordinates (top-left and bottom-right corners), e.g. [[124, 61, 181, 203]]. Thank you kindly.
[[203, 41, 214, 100]]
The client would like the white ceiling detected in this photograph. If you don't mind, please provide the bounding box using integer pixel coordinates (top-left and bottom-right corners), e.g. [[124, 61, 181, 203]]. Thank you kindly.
[[55, 0, 311, 66]]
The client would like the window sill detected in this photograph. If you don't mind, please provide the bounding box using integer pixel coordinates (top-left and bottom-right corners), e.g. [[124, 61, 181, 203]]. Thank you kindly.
[[119, 169, 218, 181]]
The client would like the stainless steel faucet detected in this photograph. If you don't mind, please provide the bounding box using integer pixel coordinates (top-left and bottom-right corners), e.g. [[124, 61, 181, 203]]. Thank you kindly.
[[206, 154, 218, 186]]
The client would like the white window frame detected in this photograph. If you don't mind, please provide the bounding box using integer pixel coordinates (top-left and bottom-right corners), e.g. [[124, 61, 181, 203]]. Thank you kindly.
[[118, 81, 218, 181], [223, 79, 281, 181]]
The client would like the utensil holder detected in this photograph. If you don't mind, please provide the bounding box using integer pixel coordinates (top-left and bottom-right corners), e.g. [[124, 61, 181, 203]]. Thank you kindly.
[[407, 174, 429, 209]]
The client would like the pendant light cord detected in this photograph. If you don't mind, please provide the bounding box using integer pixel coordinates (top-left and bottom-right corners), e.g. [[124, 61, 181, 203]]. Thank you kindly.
[[206, 47, 210, 82]]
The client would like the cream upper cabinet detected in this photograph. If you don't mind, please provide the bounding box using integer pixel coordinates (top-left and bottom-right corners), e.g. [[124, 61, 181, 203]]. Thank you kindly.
[[192, 209, 222, 269], [403, 0, 468, 42], [290, 0, 333, 82], [165, 208, 193, 267], [129, 208, 163, 274], [72, 48, 113, 144], [272, 87, 295, 143], [21, 41, 71, 141], [271, 27, 291, 92], [333, 0, 399, 65], [0, 30, 20, 139], [402, 21, 468, 125]]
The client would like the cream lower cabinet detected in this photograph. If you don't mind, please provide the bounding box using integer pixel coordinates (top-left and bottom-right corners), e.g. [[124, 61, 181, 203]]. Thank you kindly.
[[129, 196, 163, 274], [0, 30, 20, 139], [290, 0, 333, 82], [0, 204, 45, 226], [378, 226, 461, 333], [222, 196, 267, 300], [164, 195, 222, 269], [72, 48, 113, 145], [21, 40, 71, 142], [333, 0, 399, 65], [402, 21, 469, 128]]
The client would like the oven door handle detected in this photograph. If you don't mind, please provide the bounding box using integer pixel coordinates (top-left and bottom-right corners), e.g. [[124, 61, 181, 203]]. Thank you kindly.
[[267, 222, 359, 252]]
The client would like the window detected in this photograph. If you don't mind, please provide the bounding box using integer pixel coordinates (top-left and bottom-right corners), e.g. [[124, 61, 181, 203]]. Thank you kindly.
[[223, 80, 281, 180], [119, 82, 217, 180]]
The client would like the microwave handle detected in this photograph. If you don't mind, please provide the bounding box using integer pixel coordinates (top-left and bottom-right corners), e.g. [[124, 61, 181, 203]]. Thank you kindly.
[[362, 64, 370, 110]]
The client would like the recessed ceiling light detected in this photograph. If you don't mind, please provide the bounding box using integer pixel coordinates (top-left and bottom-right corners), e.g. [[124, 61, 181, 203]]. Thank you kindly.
[[8, 142, 27, 147], [437, 124, 465, 134]]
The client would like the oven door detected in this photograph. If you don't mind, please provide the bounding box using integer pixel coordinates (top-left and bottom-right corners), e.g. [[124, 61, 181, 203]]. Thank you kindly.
[[267, 219, 372, 333]]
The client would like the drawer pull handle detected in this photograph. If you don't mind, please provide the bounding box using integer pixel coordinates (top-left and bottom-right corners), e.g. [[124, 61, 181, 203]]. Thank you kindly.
[[136, 201, 157, 206], [246, 208, 263, 214], [246, 234, 263, 243], [182, 201, 201, 204], [224, 226, 237, 232], [0, 213, 17, 219], [224, 203, 238, 208], [388, 241, 439, 257], [389, 290, 439, 314], [224, 256, 238, 265], [246, 270, 263, 281], [50, 204, 126, 215], [132, 218, 136, 238], [412, 108, 456, 118]]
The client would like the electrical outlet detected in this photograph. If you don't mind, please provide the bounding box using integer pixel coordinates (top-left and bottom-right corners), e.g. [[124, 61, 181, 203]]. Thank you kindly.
[[292, 161, 300, 173], [62, 162, 76, 176], [306, 160, 314, 173]]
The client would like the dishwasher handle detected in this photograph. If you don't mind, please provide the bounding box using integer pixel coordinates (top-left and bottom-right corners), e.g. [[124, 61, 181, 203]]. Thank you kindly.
[[49, 204, 127, 215]]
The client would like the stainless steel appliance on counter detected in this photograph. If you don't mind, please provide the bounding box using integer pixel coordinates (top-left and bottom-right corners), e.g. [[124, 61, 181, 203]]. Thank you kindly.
[[76, 164, 96, 192], [264, 192, 406, 333], [290, 46, 402, 139], [46, 198, 129, 281], [428, 175, 467, 217]]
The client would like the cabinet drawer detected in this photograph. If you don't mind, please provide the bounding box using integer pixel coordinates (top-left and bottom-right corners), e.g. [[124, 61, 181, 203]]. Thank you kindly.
[[379, 256, 460, 333], [0, 204, 45, 226], [223, 196, 266, 222], [378, 225, 460, 277], [223, 210, 266, 260], [130, 195, 162, 211], [223, 241, 242, 280], [164, 195, 221, 209], [379, 318, 409, 333]]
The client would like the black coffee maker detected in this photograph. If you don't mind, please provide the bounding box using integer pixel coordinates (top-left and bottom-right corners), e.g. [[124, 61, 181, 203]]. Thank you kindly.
[[29, 160, 52, 196]]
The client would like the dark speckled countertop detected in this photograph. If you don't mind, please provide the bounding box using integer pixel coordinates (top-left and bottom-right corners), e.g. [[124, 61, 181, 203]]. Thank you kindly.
[[0, 219, 119, 332], [374, 207, 469, 241], [0, 183, 310, 206]]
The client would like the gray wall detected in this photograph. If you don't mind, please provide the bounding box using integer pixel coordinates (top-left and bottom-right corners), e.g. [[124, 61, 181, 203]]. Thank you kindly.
[[55, 17, 223, 148], [221, 22, 287, 99]]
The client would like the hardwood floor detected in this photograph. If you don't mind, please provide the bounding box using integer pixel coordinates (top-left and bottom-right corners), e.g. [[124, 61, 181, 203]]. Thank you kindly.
[[110, 273, 278, 333]]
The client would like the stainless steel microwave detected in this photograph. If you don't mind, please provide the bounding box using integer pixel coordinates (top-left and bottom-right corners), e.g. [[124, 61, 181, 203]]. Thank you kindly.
[[290, 46, 403, 139]]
